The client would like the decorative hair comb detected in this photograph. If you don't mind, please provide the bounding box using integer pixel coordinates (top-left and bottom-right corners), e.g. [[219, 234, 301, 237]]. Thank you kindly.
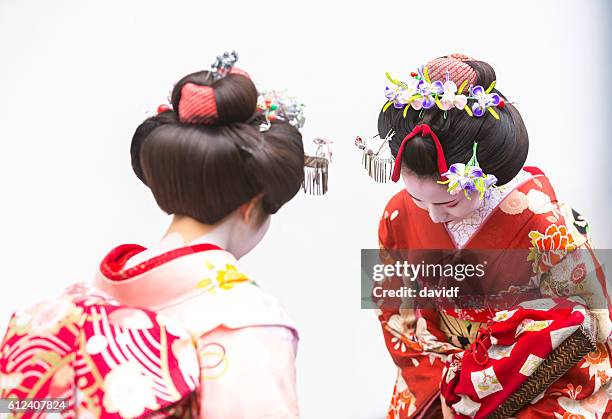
[[354, 130, 395, 183], [383, 66, 506, 120], [304, 138, 333, 195], [256, 90, 305, 132], [438, 142, 498, 200]]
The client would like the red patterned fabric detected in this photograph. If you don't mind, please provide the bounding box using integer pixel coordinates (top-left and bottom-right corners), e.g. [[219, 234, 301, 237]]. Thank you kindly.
[[448, 53, 474, 62], [441, 298, 593, 418], [0, 283, 199, 418], [426, 56, 477, 91], [178, 82, 218, 124]]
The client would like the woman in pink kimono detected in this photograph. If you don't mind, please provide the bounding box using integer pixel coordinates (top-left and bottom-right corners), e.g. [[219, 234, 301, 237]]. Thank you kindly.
[[0, 54, 304, 418]]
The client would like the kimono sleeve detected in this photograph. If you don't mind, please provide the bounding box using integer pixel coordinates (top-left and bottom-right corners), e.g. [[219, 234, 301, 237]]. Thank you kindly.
[[438, 204, 612, 417], [378, 205, 396, 250], [196, 325, 299, 418], [377, 205, 458, 417], [530, 203, 612, 342]]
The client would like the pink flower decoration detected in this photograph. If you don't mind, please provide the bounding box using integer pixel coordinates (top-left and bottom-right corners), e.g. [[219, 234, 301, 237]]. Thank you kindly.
[[500, 190, 529, 215]]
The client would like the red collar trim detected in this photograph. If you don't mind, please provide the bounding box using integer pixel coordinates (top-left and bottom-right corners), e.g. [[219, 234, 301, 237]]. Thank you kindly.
[[100, 243, 223, 281], [523, 165, 545, 177]]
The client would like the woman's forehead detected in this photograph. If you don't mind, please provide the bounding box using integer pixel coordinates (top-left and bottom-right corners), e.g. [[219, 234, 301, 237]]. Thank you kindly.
[[402, 172, 451, 200]]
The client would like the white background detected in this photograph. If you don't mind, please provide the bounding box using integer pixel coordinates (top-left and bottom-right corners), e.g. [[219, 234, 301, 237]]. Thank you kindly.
[[0, 1, 610, 418]]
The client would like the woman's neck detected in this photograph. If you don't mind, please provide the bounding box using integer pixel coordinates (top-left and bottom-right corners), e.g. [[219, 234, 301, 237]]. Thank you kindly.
[[161, 209, 267, 260], [163, 213, 248, 255], [163, 214, 216, 244]]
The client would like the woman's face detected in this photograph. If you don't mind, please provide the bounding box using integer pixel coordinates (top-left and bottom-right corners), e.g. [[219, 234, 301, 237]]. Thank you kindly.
[[401, 169, 481, 223]]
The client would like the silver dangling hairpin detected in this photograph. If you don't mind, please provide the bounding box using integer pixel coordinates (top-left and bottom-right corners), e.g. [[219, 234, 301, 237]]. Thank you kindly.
[[255, 89, 331, 195], [209, 50, 239, 81], [355, 129, 395, 183], [303, 138, 333, 195]]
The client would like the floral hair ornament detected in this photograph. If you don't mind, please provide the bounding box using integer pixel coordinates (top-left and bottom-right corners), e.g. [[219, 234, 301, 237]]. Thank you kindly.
[[256, 89, 332, 195], [383, 66, 506, 120], [304, 138, 333, 195], [256, 90, 305, 132], [354, 130, 395, 183], [438, 142, 498, 200]]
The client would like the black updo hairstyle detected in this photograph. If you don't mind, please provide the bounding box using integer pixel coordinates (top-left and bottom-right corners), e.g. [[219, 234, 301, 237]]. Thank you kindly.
[[130, 70, 305, 224], [378, 55, 529, 185]]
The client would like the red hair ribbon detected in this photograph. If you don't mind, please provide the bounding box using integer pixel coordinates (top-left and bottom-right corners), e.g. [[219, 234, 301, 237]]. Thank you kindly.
[[178, 82, 218, 124], [390, 124, 449, 182]]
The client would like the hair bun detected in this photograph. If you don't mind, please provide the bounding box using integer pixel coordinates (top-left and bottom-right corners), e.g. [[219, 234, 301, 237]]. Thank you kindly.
[[171, 71, 258, 125]]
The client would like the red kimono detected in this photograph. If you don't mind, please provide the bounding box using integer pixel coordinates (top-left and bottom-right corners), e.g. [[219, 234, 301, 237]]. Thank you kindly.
[[377, 167, 612, 418]]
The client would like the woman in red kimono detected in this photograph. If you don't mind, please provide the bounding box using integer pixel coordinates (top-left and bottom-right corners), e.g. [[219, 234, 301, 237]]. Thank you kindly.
[[375, 54, 612, 418]]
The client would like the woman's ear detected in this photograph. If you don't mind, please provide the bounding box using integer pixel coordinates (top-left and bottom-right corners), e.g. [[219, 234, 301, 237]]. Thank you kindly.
[[239, 193, 265, 224]]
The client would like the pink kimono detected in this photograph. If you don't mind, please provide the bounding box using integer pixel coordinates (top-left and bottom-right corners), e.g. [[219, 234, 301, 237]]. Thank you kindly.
[[0, 238, 299, 418]]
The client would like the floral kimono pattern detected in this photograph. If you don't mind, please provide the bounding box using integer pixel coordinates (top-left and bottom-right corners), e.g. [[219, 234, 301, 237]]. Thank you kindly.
[[100, 242, 300, 419], [0, 282, 199, 418], [1, 242, 299, 418], [377, 166, 612, 418], [441, 297, 597, 418]]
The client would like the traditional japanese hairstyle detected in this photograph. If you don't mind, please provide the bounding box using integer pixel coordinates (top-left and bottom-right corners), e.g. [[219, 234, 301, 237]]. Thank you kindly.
[[367, 54, 529, 196], [130, 51, 306, 224]]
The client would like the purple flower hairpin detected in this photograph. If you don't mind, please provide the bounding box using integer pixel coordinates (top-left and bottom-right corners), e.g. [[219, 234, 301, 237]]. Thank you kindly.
[[438, 143, 498, 200], [469, 84, 502, 118], [415, 66, 444, 109], [383, 66, 507, 120]]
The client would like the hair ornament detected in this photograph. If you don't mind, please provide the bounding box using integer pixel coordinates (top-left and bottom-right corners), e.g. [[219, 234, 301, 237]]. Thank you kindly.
[[383, 66, 505, 120], [304, 138, 333, 195], [178, 82, 218, 124], [209, 50, 240, 80], [354, 130, 395, 183], [154, 50, 247, 121], [438, 142, 498, 200], [257, 90, 305, 132], [255, 89, 331, 195], [156, 104, 172, 115]]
